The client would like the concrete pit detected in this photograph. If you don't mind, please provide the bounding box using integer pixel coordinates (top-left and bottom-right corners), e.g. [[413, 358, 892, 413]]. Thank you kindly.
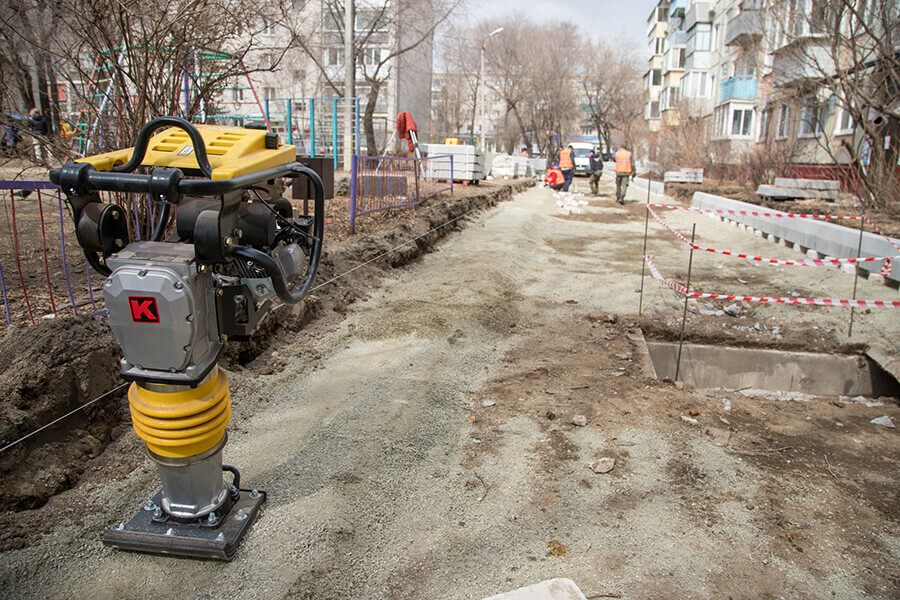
[[646, 342, 900, 399]]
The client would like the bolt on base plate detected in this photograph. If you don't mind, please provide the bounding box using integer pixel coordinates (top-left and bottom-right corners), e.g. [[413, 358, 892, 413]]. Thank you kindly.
[[101, 488, 266, 561]]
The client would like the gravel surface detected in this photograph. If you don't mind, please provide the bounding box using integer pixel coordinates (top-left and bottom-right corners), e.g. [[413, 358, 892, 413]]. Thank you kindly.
[[1, 175, 898, 599]]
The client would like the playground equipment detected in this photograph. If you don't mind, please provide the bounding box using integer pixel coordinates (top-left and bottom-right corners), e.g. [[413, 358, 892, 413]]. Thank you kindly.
[[49, 117, 324, 560]]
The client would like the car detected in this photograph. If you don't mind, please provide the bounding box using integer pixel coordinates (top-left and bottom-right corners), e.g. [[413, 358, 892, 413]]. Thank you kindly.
[[566, 141, 596, 176]]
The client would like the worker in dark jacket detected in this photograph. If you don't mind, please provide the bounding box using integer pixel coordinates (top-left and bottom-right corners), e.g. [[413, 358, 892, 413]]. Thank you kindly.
[[588, 149, 604, 196], [28, 108, 49, 165]]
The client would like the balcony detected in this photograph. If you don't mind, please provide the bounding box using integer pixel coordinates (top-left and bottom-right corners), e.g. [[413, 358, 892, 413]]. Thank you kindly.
[[685, 2, 714, 31], [772, 38, 834, 87], [719, 76, 758, 102], [671, 30, 688, 46], [726, 9, 763, 46]]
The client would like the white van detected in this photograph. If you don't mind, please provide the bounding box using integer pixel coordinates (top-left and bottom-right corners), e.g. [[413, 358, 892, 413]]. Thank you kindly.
[[566, 141, 597, 176]]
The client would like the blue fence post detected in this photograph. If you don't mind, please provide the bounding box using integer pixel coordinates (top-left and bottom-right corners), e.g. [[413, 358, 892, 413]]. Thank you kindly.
[[332, 97, 339, 171], [350, 154, 358, 233], [287, 100, 293, 145], [355, 98, 361, 157], [264, 98, 270, 129], [309, 98, 316, 156]]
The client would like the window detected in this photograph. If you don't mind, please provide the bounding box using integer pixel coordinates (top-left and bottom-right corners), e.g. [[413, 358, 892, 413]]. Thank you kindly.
[[676, 47, 686, 69], [262, 17, 276, 36], [648, 101, 660, 119], [714, 105, 727, 137], [758, 108, 771, 142], [683, 71, 711, 98], [663, 86, 681, 110], [657, 6, 669, 22], [776, 104, 791, 139], [835, 103, 855, 135], [652, 69, 662, 86], [327, 47, 343, 66], [357, 8, 389, 32], [732, 108, 754, 136], [810, 0, 828, 33], [231, 87, 244, 102], [694, 23, 712, 51], [800, 96, 824, 136], [264, 87, 276, 100], [363, 47, 383, 66], [651, 37, 665, 55]]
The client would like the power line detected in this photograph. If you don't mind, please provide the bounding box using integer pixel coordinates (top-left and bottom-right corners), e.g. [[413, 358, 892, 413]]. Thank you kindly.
[[0, 383, 129, 454]]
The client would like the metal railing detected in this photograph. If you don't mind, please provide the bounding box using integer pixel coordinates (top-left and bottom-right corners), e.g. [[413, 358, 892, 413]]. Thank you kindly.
[[720, 75, 758, 102], [350, 155, 453, 232], [0, 180, 162, 326]]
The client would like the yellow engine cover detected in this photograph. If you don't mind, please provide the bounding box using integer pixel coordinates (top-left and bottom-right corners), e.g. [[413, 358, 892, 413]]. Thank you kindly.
[[79, 124, 296, 179]]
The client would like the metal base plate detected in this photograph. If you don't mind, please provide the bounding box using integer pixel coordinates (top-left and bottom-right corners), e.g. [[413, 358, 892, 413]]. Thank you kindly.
[[102, 488, 266, 561]]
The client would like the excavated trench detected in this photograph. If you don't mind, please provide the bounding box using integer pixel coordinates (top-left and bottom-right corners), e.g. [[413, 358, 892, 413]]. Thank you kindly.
[[646, 341, 900, 399]]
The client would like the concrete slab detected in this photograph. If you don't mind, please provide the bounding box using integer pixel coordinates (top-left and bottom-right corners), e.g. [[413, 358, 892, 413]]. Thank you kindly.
[[774, 177, 840, 190], [481, 578, 587, 600], [632, 177, 665, 196]]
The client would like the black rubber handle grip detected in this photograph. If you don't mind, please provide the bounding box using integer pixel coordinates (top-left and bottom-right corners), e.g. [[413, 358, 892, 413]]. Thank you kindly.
[[112, 116, 213, 178]]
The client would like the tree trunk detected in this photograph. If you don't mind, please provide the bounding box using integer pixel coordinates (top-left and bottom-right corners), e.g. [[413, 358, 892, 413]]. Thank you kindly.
[[364, 82, 381, 156]]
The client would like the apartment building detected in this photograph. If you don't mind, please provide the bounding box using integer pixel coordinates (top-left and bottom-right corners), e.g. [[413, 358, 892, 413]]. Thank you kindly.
[[221, 0, 434, 152], [645, 0, 893, 172], [645, 2, 671, 131]]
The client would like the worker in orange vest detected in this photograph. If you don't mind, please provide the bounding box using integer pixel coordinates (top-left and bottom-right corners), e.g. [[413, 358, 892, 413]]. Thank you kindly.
[[544, 165, 565, 191], [558, 144, 575, 192], [614, 145, 636, 205]]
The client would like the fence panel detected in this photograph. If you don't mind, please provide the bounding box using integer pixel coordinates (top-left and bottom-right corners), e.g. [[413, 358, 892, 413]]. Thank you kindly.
[[350, 155, 453, 231], [264, 97, 360, 171], [0, 181, 165, 327]]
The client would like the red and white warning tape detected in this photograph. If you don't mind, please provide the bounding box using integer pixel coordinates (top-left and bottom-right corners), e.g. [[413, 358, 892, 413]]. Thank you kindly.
[[644, 255, 900, 308], [646, 204, 899, 268]]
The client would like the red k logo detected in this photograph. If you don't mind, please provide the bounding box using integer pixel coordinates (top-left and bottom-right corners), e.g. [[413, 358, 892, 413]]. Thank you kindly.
[[128, 296, 160, 323]]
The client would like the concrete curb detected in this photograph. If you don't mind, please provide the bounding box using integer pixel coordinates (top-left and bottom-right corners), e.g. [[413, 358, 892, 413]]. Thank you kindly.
[[632, 177, 665, 196], [691, 192, 900, 287]]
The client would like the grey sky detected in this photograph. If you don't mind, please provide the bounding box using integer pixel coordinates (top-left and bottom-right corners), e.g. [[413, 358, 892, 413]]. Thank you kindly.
[[450, 0, 659, 45]]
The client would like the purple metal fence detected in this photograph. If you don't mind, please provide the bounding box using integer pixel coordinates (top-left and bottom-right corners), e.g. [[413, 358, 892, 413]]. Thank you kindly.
[[350, 154, 453, 231], [0, 180, 163, 326]]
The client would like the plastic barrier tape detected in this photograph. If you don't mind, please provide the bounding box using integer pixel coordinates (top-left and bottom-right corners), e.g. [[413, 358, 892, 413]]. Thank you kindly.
[[643, 255, 900, 308]]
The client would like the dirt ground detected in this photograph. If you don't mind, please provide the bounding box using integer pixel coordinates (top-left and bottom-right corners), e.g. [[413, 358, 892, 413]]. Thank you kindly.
[[0, 173, 898, 599]]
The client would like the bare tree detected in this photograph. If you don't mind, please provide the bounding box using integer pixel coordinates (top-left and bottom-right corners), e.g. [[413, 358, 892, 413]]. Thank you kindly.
[[580, 38, 645, 153], [0, 0, 284, 160], [289, 0, 462, 155], [767, 0, 900, 210], [447, 17, 580, 160]]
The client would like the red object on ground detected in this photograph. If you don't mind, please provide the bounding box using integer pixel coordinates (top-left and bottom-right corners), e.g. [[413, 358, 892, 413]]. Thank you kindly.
[[396, 111, 418, 152]]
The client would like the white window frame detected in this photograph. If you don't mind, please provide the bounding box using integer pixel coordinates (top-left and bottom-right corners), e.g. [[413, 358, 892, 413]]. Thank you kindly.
[[775, 104, 791, 140], [834, 101, 855, 136], [694, 23, 712, 52], [758, 108, 771, 142], [799, 96, 825, 137], [731, 107, 754, 137]]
